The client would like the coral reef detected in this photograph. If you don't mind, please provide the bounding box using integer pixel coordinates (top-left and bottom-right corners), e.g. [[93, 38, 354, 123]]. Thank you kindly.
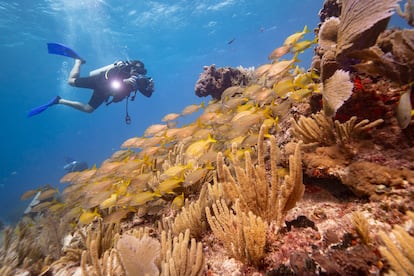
[[351, 211, 372, 245], [170, 185, 208, 239], [351, 29, 414, 84], [160, 229, 204, 276], [194, 64, 254, 100], [117, 234, 160, 275], [217, 126, 304, 228], [206, 199, 267, 266], [2, 1, 414, 275], [378, 211, 414, 275], [318, 0, 342, 23]]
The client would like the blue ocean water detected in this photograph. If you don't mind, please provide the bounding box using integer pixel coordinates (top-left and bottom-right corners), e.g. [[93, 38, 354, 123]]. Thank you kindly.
[[0, 1, 408, 225]]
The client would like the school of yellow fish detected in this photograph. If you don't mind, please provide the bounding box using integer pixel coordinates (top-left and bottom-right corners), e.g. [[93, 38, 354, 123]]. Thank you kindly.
[[21, 27, 319, 227]]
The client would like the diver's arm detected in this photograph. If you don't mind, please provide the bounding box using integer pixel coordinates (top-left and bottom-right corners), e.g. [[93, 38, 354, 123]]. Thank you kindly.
[[123, 74, 154, 97], [123, 75, 139, 90]]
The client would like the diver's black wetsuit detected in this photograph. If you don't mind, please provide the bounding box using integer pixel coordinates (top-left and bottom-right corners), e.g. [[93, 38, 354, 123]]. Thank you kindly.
[[73, 61, 153, 109]]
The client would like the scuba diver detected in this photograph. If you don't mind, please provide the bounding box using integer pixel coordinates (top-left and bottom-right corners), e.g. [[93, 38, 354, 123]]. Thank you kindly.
[[63, 157, 88, 173], [28, 43, 154, 124]]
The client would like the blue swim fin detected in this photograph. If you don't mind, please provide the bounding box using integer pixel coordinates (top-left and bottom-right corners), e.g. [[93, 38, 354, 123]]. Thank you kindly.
[[47, 43, 84, 61], [27, 96, 61, 117]]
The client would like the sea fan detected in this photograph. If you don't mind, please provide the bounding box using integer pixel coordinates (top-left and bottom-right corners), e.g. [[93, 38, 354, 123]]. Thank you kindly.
[[336, 0, 400, 59], [322, 69, 353, 117]]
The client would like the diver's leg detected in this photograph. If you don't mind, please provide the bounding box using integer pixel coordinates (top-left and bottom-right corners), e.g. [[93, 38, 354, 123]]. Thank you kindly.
[[58, 98, 95, 113], [68, 59, 85, 86]]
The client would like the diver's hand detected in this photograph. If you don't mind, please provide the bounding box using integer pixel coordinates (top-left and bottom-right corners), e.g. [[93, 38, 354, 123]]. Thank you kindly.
[[123, 77, 138, 90]]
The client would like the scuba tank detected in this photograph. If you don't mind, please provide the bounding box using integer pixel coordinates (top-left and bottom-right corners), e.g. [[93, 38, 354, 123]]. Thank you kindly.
[[89, 60, 146, 78], [89, 61, 124, 78]]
